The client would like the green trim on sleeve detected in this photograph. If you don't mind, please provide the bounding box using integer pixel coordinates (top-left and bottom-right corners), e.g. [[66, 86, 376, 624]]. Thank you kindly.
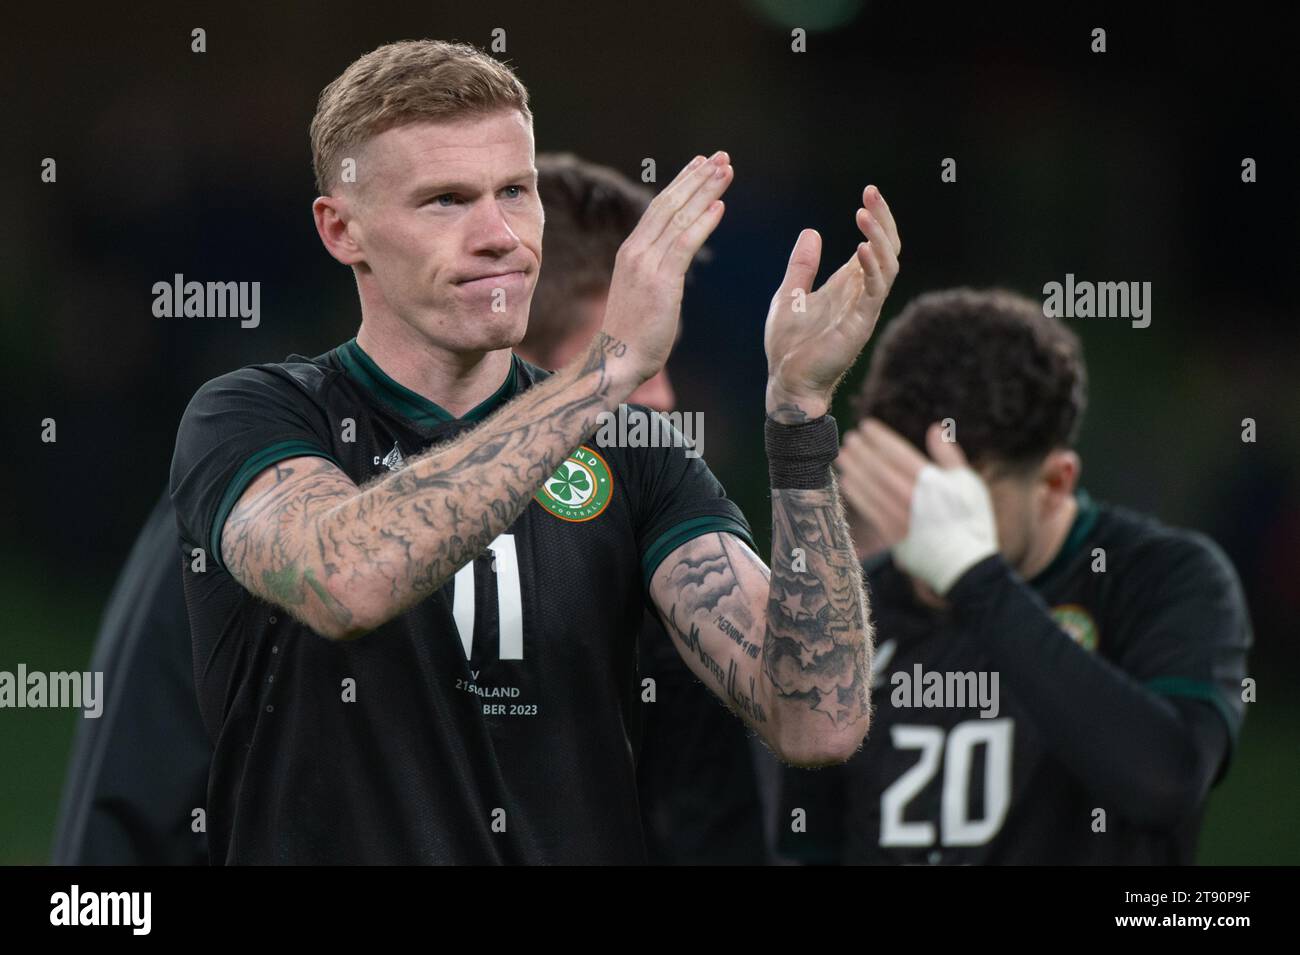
[[1146, 676, 1242, 743], [210, 441, 342, 570], [641, 515, 755, 590]]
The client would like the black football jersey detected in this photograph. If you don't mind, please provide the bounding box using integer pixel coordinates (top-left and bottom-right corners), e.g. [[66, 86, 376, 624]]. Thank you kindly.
[[169, 338, 753, 864], [51, 488, 210, 865], [781, 492, 1250, 865], [634, 610, 766, 865]]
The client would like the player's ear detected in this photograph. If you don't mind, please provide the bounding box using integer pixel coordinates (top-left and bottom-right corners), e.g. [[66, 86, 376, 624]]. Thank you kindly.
[[1039, 448, 1080, 505], [313, 194, 366, 266]]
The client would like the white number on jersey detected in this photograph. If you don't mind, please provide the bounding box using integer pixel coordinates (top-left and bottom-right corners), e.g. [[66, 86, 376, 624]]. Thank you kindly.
[[880, 718, 1014, 848], [451, 534, 523, 661]]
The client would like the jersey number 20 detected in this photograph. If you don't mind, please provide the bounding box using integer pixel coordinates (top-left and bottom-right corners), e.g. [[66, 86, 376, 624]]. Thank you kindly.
[[880, 719, 1013, 848]]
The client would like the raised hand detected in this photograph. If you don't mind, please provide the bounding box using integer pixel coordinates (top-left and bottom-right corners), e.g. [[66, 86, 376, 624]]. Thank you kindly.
[[765, 185, 900, 422], [597, 151, 733, 390], [839, 419, 998, 595]]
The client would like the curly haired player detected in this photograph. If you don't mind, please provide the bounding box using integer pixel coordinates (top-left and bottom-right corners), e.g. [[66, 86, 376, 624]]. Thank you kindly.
[[781, 288, 1251, 865]]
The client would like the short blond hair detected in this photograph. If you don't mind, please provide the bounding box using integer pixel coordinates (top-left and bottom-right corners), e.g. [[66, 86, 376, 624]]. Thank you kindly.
[[310, 39, 532, 195]]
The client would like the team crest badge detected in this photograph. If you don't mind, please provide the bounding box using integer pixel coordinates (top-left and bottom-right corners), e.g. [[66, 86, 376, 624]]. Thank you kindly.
[[1050, 604, 1099, 652], [534, 446, 614, 522]]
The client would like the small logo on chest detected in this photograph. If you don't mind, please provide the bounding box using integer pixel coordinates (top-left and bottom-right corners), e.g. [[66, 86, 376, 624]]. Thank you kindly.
[[374, 442, 406, 472], [1050, 604, 1099, 652]]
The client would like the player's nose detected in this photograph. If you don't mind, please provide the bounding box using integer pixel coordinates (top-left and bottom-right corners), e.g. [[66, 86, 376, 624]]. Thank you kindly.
[[467, 198, 522, 256]]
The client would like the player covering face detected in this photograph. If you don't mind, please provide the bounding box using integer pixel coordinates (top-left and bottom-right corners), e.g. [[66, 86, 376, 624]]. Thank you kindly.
[[169, 39, 900, 863], [780, 288, 1250, 865]]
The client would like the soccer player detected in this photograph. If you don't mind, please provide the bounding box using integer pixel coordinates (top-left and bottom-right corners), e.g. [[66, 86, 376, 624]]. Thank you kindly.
[[168, 40, 901, 864], [51, 153, 765, 865], [780, 288, 1251, 865]]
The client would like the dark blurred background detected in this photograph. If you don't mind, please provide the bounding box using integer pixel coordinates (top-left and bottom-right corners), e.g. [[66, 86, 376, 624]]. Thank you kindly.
[[2, 2, 1296, 863]]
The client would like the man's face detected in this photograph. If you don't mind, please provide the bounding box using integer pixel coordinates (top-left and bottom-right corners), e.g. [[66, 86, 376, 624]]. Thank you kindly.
[[347, 109, 542, 354], [841, 450, 1042, 574]]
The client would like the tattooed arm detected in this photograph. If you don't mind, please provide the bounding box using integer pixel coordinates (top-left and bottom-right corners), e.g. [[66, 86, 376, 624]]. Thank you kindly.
[[222, 335, 629, 639], [219, 152, 735, 640], [649, 480, 871, 768], [649, 184, 901, 766]]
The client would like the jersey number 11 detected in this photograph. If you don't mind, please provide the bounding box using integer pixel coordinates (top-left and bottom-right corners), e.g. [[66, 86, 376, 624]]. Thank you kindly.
[[451, 534, 524, 661]]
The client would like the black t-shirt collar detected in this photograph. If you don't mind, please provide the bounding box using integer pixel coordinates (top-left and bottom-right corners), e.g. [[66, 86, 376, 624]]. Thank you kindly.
[[333, 337, 521, 429]]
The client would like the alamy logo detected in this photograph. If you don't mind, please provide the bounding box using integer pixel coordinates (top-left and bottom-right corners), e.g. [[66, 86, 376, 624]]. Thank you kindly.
[[152, 273, 261, 328], [0, 665, 103, 718], [890, 664, 1000, 719], [594, 404, 704, 458], [1042, 273, 1151, 328], [50, 885, 151, 935]]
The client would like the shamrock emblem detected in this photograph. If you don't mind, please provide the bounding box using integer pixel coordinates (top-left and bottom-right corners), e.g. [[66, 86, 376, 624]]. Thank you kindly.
[[546, 462, 591, 503]]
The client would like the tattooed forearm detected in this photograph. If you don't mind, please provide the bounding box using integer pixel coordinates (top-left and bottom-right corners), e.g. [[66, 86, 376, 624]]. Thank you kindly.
[[648, 473, 870, 762], [714, 614, 761, 659], [663, 603, 767, 724], [654, 489, 870, 743], [762, 483, 871, 729], [220, 334, 641, 639], [221, 458, 359, 625]]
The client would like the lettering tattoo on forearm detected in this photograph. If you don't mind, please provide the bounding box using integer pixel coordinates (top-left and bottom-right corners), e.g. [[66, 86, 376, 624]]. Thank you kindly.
[[221, 334, 633, 636], [763, 486, 870, 726], [658, 515, 868, 731], [664, 600, 768, 725]]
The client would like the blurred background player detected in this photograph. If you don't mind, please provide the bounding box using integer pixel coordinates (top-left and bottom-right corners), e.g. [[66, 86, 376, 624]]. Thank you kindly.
[[52, 152, 766, 865], [50, 493, 210, 865], [780, 288, 1252, 864]]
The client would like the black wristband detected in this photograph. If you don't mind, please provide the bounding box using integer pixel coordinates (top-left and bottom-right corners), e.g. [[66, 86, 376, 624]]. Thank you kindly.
[[765, 415, 840, 489]]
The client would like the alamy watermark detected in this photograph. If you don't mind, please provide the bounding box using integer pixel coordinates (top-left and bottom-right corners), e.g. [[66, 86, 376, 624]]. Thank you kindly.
[[0, 665, 103, 718], [152, 273, 260, 328], [890, 663, 1000, 719], [594, 404, 704, 458], [1042, 273, 1151, 328], [50, 885, 150, 935]]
